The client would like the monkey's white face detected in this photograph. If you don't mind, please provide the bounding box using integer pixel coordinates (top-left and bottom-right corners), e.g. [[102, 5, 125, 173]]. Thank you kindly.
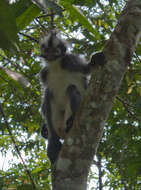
[[40, 33, 66, 61]]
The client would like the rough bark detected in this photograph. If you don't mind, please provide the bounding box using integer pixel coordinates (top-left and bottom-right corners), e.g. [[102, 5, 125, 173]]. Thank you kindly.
[[52, 0, 141, 189]]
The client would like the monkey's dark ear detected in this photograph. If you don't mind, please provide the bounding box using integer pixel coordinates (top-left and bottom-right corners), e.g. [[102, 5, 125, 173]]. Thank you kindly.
[[90, 52, 106, 66]]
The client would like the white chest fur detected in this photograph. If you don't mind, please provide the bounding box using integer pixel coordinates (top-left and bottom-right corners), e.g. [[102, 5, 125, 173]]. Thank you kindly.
[[46, 60, 85, 109]]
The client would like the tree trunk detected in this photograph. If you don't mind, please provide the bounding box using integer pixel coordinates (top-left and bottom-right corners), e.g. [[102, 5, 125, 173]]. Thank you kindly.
[[52, 0, 141, 189]]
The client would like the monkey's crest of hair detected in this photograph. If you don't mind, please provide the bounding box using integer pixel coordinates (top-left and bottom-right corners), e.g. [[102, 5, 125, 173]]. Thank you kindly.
[[40, 31, 67, 50], [39, 31, 68, 62]]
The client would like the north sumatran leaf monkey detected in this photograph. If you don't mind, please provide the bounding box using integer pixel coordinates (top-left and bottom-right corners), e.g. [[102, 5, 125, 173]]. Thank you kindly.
[[39, 31, 105, 164]]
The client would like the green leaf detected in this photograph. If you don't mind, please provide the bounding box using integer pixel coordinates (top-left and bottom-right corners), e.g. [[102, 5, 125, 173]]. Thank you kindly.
[[11, 0, 32, 18], [0, 0, 19, 52], [60, 2, 100, 39], [137, 85, 141, 96], [32, 167, 42, 174], [16, 4, 40, 31], [17, 184, 35, 190], [70, 0, 96, 7]]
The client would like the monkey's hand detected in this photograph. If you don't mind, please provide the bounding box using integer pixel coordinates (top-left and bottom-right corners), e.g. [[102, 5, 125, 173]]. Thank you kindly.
[[89, 52, 106, 67]]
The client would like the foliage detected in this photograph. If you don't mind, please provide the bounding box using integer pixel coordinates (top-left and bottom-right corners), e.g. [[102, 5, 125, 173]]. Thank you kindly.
[[0, 0, 141, 189]]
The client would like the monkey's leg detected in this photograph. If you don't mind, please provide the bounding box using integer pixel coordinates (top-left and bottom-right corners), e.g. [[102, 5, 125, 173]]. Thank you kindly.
[[66, 85, 82, 132], [47, 110, 63, 164], [47, 135, 62, 164], [41, 122, 62, 164], [42, 89, 62, 164]]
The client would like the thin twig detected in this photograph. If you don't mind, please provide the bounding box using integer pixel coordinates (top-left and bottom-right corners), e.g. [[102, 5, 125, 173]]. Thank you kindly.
[[0, 104, 38, 190], [135, 51, 141, 64], [0, 54, 11, 67], [19, 32, 39, 43], [116, 96, 141, 109], [35, 18, 47, 32], [36, 14, 52, 19], [116, 96, 141, 123]]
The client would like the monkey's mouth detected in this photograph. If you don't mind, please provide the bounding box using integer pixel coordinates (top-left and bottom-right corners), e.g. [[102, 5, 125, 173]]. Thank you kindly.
[[40, 53, 61, 61], [40, 54, 55, 61]]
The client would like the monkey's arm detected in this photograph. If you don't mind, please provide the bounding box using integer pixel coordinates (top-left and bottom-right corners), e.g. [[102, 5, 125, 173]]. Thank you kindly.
[[61, 53, 105, 75], [61, 54, 90, 74], [66, 85, 82, 132]]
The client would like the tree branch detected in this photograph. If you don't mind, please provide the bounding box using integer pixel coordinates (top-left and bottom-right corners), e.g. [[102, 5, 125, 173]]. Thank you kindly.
[[52, 0, 141, 190]]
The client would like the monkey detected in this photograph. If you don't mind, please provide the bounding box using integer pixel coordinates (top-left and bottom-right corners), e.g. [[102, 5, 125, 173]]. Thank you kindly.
[[39, 31, 105, 164]]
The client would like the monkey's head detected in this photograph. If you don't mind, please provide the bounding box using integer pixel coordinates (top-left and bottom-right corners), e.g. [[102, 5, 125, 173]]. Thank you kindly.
[[40, 31, 67, 61]]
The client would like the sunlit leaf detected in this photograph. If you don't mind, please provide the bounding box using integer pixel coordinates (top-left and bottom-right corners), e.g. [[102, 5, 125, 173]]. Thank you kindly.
[[127, 86, 133, 94]]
